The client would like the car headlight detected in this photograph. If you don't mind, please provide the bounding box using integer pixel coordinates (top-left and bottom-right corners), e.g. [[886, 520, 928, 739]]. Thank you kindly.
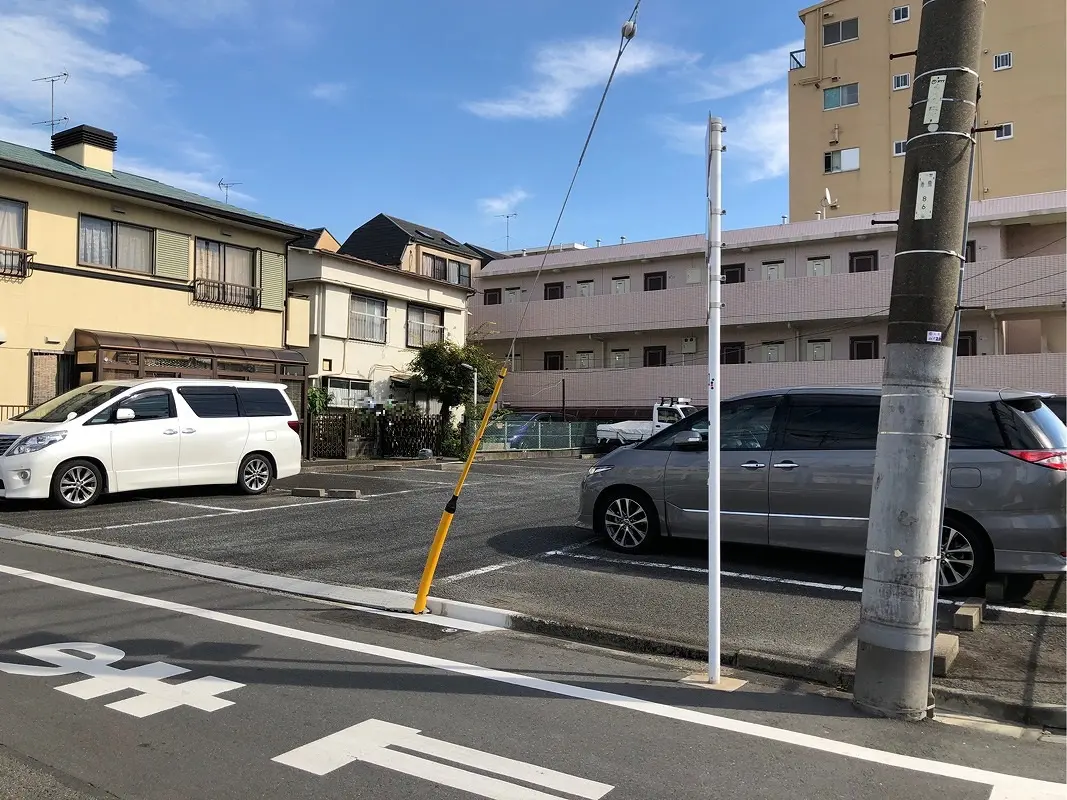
[[9, 431, 67, 456], [587, 465, 613, 476]]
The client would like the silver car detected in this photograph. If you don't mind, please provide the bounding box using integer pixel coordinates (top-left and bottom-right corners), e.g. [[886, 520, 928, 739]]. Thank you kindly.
[[577, 386, 1067, 595]]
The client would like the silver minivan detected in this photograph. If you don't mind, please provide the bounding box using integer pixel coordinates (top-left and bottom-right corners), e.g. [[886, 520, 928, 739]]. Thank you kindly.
[[577, 387, 1067, 595]]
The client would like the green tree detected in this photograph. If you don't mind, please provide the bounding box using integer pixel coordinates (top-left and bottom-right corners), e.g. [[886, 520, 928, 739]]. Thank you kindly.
[[408, 340, 499, 424]]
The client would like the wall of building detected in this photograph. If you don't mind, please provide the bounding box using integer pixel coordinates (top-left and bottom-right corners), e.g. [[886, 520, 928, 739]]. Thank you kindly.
[[1004, 222, 1066, 258]]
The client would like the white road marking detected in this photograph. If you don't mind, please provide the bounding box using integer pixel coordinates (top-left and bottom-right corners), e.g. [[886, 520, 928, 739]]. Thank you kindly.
[[0, 562, 1060, 799], [438, 538, 599, 585], [548, 551, 1067, 619], [52, 498, 358, 534], [274, 718, 613, 799], [145, 498, 243, 512]]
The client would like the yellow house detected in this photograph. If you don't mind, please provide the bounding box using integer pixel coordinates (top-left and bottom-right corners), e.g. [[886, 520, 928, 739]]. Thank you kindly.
[[0, 125, 311, 417]]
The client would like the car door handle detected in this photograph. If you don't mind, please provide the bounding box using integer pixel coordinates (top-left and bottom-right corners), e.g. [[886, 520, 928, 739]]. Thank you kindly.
[[740, 461, 766, 470], [181, 428, 196, 434], [163, 429, 178, 435], [773, 461, 799, 470]]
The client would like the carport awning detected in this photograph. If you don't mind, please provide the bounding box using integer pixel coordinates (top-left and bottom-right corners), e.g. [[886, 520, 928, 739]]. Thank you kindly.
[[390, 374, 412, 388], [74, 329, 308, 364]]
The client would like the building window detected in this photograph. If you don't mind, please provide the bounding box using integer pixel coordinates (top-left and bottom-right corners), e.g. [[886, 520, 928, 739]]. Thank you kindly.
[[762, 341, 784, 363], [849, 335, 880, 360], [643, 271, 667, 291], [994, 122, 1014, 140], [893, 139, 907, 157], [79, 215, 153, 274], [965, 240, 977, 263], [326, 377, 371, 408], [892, 5, 910, 23], [544, 282, 564, 300], [993, 52, 1013, 71], [825, 147, 860, 173], [406, 304, 444, 348], [0, 197, 28, 277], [643, 346, 667, 367], [723, 264, 745, 284], [610, 349, 629, 369], [807, 339, 831, 361], [577, 279, 594, 297], [823, 83, 859, 110], [504, 287, 521, 303], [194, 238, 257, 308], [892, 73, 910, 91], [823, 17, 859, 45], [484, 288, 502, 305], [349, 294, 387, 343], [543, 351, 564, 371], [807, 257, 831, 277], [762, 261, 785, 281], [721, 342, 746, 365], [575, 350, 594, 369], [957, 330, 978, 356], [611, 276, 630, 295], [444, 259, 471, 287], [421, 253, 447, 282], [849, 250, 879, 273]]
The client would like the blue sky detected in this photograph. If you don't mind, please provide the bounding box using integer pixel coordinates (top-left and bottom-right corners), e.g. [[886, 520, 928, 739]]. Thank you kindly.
[[0, 0, 803, 251]]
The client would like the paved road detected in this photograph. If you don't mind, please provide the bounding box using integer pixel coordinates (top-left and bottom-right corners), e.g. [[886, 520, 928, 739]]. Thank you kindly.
[[0, 541, 1063, 800], [0, 460, 1062, 709]]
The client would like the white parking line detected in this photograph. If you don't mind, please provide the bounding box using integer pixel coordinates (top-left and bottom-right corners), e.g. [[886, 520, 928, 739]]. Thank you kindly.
[[547, 551, 1067, 620], [53, 498, 358, 534], [0, 562, 1059, 800], [438, 538, 599, 585], [146, 498, 243, 512]]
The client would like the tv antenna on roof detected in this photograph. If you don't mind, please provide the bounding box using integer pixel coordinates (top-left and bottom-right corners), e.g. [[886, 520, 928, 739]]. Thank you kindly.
[[218, 178, 242, 204], [497, 212, 517, 250], [32, 72, 69, 137]]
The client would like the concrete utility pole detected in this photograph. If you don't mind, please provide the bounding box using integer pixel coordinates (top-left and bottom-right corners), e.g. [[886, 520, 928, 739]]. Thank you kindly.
[[854, 0, 985, 721]]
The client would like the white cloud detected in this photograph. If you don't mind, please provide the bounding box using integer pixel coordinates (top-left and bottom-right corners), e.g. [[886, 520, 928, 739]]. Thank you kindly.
[[688, 41, 802, 101], [117, 157, 254, 203], [310, 82, 347, 102], [464, 38, 697, 120], [651, 89, 789, 182], [478, 188, 530, 217], [69, 4, 110, 31]]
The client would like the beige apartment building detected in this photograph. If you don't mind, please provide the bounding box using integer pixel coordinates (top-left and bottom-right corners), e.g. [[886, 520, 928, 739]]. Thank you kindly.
[[788, 0, 1066, 220], [471, 192, 1065, 413]]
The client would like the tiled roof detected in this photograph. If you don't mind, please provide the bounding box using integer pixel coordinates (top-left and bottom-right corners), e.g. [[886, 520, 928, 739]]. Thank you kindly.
[[0, 138, 305, 235], [479, 191, 1067, 277], [338, 213, 478, 265]]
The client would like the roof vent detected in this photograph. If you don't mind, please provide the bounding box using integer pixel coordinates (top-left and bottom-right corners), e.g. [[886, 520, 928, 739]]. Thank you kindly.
[[51, 125, 117, 173]]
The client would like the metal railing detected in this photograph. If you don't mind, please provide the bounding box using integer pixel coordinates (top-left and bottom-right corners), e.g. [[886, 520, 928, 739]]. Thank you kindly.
[[789, 49, 806, 70], [480, 420, 598, 451], [406, 320, 445, 348], [0, 405, 30, 421], [193, 278, 261, 309], [349, 311, 387, 343], [0, 245, 34, 278]]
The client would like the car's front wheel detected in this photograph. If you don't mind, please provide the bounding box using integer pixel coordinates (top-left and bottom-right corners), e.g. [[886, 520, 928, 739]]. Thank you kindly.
[[939, 514, 991, 596], [238, 453, 273, 495], [52, 460, 104, 509], [597, 490, 660, 553]]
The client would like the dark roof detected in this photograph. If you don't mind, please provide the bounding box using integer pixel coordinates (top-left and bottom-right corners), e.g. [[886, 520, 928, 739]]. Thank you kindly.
[[338, 213, 478, 265], [464, 242, 510, 262], [291, 227, 327, 250], [0, 137, 305, 236]]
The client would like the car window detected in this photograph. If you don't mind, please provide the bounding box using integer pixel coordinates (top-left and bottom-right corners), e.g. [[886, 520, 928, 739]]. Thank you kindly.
[[657, 407, 683, 425], [238, 387, 291, 417], [1044, 396, 1066, 424], [719, 397, 779, 451], [779, 395, 880, 450], [121, 390, 174, 421], [997, 397, 1067, 449], [950, 402, 1006, 448], [178, 386, 240, 418]]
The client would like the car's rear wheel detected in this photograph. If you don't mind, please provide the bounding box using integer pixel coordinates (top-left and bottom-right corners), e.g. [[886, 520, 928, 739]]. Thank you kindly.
[[52, 460, 104, 509], [238, 453, 273, 495], [939, 514, 991, 596], [597, 490, 660, 553]]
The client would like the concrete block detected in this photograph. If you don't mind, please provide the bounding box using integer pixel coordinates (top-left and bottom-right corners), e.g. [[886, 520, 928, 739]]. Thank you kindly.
[[953, 598, 985, 631], [326, 488, 362, 499], [680, 672, 748, 692], [290, 487, 327, 497], [933, 633, 960, 677], [985, 579, 1006, 603]]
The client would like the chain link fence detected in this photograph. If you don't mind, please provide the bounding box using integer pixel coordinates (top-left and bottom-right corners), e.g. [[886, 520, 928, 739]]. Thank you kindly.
[[478, 420, 599, 451]]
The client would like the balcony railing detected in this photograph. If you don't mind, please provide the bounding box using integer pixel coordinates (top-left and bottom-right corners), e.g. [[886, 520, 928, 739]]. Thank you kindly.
[[789, 48, 806, 70], [349, 311, 387, 344], [406, 320, 445, 348], [193, 278, 261, 309], [0, 405, 30, 421], [0, 245, 34, 278]]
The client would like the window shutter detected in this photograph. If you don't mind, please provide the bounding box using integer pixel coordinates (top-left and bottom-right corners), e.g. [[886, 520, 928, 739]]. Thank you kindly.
[[259, 250, 286, 310], [154, 230, 190, 280]]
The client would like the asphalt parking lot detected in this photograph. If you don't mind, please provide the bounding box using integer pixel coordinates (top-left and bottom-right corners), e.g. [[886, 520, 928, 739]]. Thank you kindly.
[[0, 458, 1063, 713]]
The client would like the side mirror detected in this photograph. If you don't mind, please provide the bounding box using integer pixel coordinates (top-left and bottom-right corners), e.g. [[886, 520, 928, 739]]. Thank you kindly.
[[672, 430, 706, 449], [115, 407, 136, 422]]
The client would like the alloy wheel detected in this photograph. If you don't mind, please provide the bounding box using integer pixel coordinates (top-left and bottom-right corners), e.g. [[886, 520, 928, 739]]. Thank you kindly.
[[243, 457, 271, 492], [59, 466, 98, 506], [604, 497, 649, 550], [939, 524, 976, 590]]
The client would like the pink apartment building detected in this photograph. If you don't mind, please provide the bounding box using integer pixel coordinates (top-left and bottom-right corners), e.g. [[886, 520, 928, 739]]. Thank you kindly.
[[470, 191, 1066, 413]]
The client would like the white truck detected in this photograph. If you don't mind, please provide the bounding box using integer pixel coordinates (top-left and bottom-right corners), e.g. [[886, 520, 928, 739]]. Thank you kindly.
[[596, 397, 699, 449]]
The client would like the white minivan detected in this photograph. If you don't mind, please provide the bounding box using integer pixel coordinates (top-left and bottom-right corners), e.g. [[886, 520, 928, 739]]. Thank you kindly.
[[0, 379, 303, 509]]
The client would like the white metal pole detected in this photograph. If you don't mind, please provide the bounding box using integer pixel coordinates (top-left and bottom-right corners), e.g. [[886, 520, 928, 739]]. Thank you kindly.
[[706, 115, 724, 685]]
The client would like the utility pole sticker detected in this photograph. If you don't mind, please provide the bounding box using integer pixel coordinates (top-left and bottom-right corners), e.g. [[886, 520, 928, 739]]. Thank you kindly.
[[915, 171, 936, 220], [0, 642, 244, 717], [923, 74, 946, 129]]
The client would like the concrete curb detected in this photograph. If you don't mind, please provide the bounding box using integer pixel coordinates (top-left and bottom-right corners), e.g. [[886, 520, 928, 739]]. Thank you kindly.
[[302, 459, 443, 473], [473, 449, 589, 462]]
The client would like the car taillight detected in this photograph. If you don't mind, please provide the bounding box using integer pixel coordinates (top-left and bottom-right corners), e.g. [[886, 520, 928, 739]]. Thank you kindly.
[[1002, 449, 1067, 470], [288, 420, 301, 433]]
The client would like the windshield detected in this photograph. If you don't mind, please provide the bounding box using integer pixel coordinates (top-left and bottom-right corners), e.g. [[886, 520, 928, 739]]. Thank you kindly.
[[12, 384, 130, 423], [680, 406, 698, 417]]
